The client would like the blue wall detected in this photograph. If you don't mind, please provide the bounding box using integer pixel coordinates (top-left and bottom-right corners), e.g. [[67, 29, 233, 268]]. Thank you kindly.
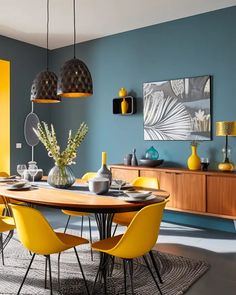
[[0, 36, 51, 173], [49, 7, 236, 233], [1, 7, 236, 232], [50, 7, 236, 177]]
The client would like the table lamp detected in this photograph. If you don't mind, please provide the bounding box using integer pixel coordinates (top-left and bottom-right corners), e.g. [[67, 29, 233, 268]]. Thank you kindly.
[[216, 121, 236, 171]]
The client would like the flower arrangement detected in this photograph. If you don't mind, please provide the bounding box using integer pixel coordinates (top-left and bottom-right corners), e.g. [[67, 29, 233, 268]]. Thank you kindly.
[[34, 121, 88, 167], [190, 140, 199, 147]]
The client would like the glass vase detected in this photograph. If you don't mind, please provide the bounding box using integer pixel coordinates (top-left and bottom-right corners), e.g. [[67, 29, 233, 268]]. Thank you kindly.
[[47, 165, 76, 189]]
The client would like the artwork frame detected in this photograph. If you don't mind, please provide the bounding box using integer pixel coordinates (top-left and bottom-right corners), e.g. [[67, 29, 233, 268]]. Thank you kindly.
[[143, 75, 212, 141]]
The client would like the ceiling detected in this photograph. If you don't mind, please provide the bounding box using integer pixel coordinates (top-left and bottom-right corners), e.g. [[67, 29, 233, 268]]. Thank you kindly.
[[0, 0, 236, 49]]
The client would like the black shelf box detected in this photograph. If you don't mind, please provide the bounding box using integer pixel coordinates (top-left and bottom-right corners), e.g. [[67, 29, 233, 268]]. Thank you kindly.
[[112, 96, 136, 115]]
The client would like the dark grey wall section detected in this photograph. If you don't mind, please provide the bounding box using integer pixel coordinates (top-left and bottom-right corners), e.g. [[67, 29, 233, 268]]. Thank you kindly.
[[50, 7, 236, 177], [0, 35, 51, 173]]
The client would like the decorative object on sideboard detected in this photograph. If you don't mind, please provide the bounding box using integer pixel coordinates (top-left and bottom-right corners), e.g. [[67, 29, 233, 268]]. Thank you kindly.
[[139, 146, 163, 167], [187, 141, 201, 170], [124, 153, 132, 166], [34, 121, 88, 188], [97, 152, 112, 184], [131, 148, 138, 166], [57, 0, 92, 98], [30, 0, 60, 103], [200, 157, 210, 171], [216, 121, 236, 171], [139, 159, 164, 167], [145, 146, 159, 160], [143, 75, 211, 141]]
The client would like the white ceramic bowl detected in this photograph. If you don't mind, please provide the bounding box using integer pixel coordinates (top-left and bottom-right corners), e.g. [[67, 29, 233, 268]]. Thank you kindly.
[[88, 177, 110, 194]]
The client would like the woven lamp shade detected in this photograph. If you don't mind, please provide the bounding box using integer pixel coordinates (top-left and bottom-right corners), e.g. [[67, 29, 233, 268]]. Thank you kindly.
[[57, 58, 93, 98], [216, 121, 236, 136], [31, 71, 61, 103]]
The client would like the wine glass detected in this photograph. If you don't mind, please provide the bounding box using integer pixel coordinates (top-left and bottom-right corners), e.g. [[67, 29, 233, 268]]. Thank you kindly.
[[28, 163, 38, 183], [17, 164, 27, 179], [114, 179, 125, 195]]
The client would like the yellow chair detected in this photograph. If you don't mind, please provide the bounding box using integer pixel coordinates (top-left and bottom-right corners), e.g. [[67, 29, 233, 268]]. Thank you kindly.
[[0, 215, 15, 265], [92, 201, 168, 295], [11, 205, 90, 295], [0, 171, 9, 177], [112, 176, 160, 234], [62, 172, 97, 260]]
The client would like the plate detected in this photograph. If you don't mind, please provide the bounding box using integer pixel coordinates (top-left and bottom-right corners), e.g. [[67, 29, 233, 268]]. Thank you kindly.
[[121, 195, 157, 202], [110, 181, 132, 190], [7, 184, 32, 191], [123, 190, 152, 199], [0, 177, 17, 183]]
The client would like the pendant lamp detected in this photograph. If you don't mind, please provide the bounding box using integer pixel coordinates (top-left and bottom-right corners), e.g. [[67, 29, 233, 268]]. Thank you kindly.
[[57, 0, 93, 98], [31, 0, 60, 103]]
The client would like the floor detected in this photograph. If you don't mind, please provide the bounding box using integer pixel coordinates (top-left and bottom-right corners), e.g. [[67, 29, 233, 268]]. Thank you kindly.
[[41, 207, 236, 295]]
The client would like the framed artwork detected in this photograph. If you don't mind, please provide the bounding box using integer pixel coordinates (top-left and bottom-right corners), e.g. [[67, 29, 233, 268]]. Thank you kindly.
[[143, 75, 211, 141]]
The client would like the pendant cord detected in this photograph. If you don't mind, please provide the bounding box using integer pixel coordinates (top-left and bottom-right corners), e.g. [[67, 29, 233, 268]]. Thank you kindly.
[[46, 0, 49, 70], [73, 0, 76, 59]]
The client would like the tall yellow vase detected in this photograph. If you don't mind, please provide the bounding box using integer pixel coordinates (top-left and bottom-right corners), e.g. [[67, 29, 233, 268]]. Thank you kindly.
[[187, 145, 201, 170], [121, 97, 128, 114]]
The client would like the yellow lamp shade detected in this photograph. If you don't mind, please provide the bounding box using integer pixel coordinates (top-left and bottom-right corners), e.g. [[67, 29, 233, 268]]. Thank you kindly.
[[216, 121, 236, 136]]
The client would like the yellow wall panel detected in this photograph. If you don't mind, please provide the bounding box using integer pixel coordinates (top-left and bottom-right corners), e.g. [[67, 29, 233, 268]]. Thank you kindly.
[[0, 60, 10, 175]]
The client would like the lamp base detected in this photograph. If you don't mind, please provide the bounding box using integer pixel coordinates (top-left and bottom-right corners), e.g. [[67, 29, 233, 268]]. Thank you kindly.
[[218, 162, 234, 171]]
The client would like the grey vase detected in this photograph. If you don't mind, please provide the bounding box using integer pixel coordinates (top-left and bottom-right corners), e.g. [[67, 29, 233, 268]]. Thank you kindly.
[[47, 165, 76, 189]]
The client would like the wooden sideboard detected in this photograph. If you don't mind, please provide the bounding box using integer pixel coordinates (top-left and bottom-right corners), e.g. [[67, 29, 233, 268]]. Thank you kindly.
[[110, 164, 236, 220]]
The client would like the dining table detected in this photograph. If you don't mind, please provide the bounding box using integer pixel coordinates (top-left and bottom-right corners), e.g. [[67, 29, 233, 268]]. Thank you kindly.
[[0, 178, 169, 291]]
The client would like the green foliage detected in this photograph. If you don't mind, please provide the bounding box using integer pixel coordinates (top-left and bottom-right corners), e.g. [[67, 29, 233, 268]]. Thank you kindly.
[[33, 121, 88, 166]]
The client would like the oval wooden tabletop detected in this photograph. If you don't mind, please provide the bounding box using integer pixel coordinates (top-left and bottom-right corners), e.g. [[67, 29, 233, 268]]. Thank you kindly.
[[0, 180, 169, 213]]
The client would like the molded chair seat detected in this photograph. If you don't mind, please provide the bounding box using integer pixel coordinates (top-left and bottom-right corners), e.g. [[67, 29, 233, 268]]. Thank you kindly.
[[112, 176, 160, 230], [0, 172, 9, 177], [11, 205, 90, 295], [92, 201, 168, 294], [0, 215, 15, 265]]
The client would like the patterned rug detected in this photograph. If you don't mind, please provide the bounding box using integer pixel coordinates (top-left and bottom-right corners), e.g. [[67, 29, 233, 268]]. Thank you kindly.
[[0, 233, 209, 295]]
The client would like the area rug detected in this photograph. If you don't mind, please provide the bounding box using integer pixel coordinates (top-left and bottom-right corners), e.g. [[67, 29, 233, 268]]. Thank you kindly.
[[0, 233, 209, 295]]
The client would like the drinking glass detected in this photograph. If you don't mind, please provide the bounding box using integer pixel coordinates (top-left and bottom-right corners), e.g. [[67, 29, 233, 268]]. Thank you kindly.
[[113, 179, 125, 195], [201, 158, 209, 171], [28, 163, 38, 183], [17, 164, 27, 179]]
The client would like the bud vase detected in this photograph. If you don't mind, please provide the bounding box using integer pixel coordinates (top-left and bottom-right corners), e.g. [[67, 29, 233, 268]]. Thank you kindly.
[[48, 165, 76, 188], [187, 145, 201, 170], [97, 151, 112, 184]]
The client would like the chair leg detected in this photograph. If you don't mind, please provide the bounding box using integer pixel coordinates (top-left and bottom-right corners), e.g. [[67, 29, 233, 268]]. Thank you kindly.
[[47, 255, 53, 295], [0, 233, 4, 266], [149, 250, 163, 283], [73, 247, 90, 295], [81, 216, 84, 237], [17, 253, 36, 295], [123, 259, 127, 295], [58, 253, 61, 290], [143, 255, 163, 295], [88, 216, 93, 261], [112, 224, 118, 237], [128, 260, 135, 295], [64, 215, 71, 233], [44, 256, 48, 289]]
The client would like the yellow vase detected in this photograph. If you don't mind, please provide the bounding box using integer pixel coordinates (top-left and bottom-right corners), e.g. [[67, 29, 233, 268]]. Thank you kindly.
[[119, 87, 127, 97], [187, 145, 201, 170], [121, 97, 128, 114]]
